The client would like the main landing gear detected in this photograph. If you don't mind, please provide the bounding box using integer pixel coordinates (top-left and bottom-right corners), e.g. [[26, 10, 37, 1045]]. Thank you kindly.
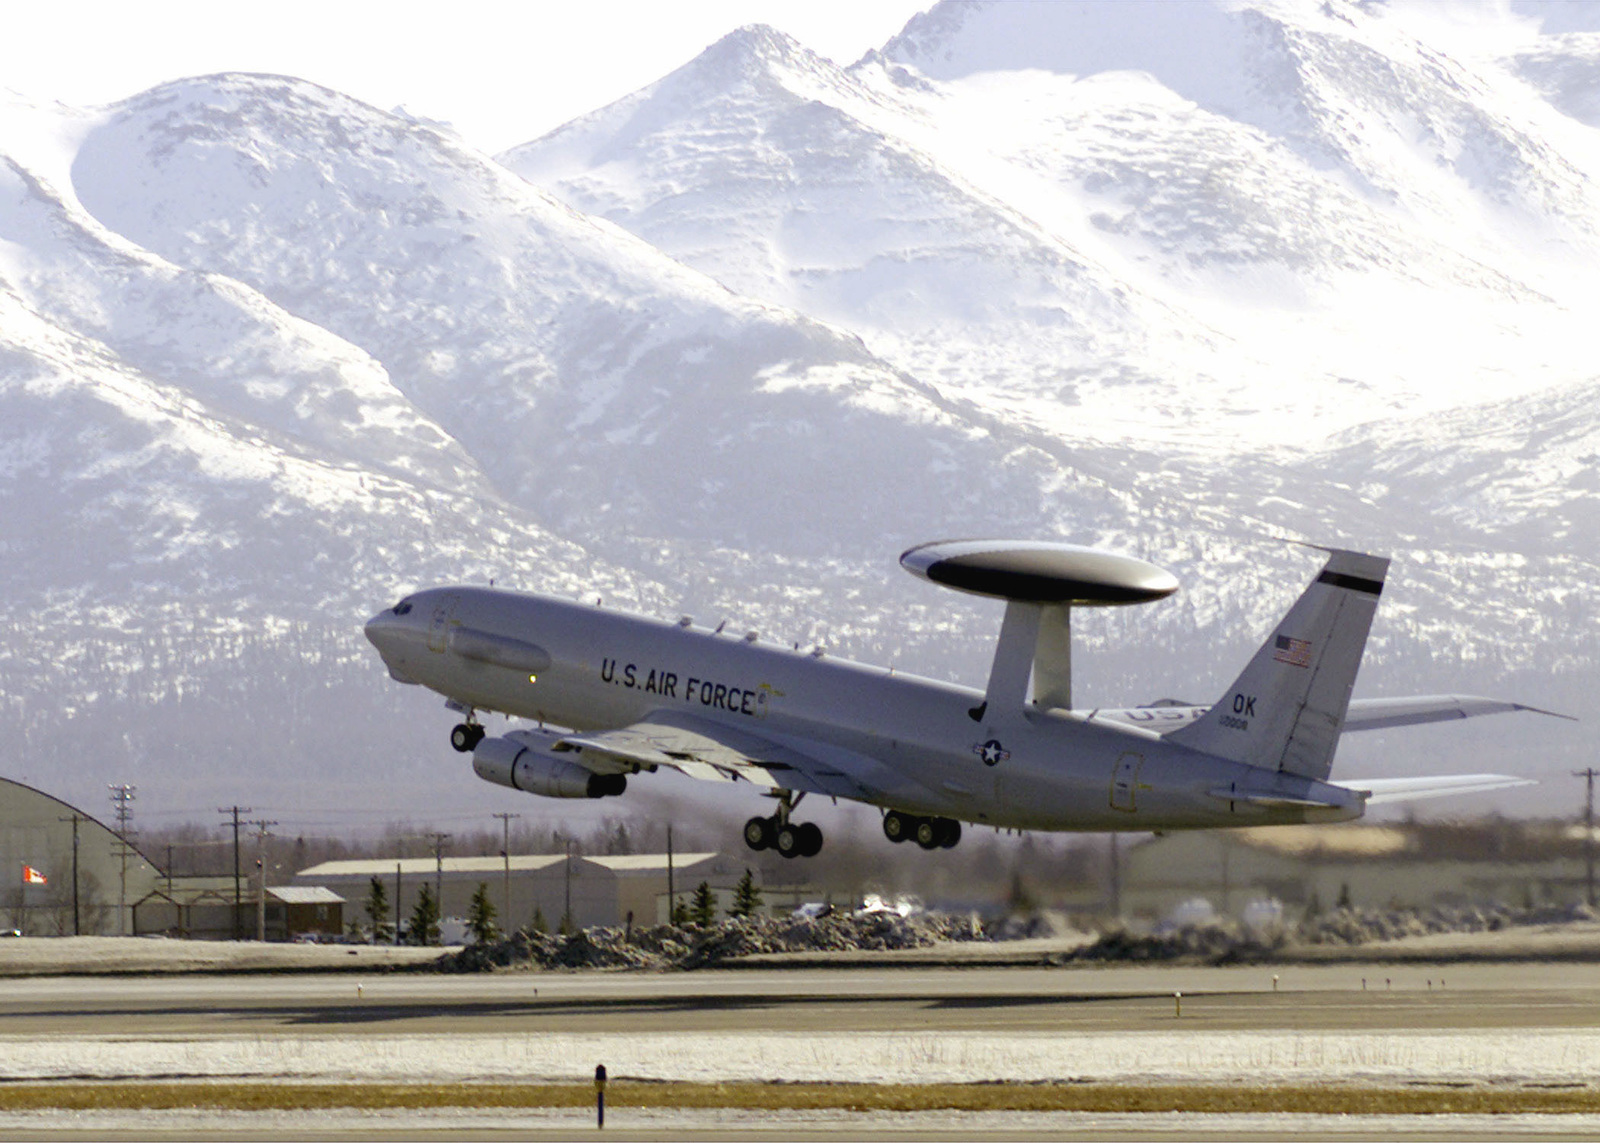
[[743, 790, 823, 858], [883, 810, 961, 851], [449, 719, 486, 752]]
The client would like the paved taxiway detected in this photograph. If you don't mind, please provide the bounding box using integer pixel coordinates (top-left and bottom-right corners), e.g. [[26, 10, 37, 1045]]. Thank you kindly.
[[4, 963, 1600, 1138], [2, 962, 1598, 1038]]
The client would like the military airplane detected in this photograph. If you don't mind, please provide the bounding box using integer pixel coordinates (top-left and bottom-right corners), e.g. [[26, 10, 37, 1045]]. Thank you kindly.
[[364, 541, 1559, 857]]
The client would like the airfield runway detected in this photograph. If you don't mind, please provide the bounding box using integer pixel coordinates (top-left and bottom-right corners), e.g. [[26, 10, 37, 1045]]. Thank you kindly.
[[2, 961, 1600, 1138]]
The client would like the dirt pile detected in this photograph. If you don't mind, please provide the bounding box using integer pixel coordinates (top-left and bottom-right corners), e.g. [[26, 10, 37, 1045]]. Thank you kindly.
[[1068, 902, 1600, 964], [1069, 919, 1280, 964], [1298, 902, 1599, 946], [437, 911, 986, 972]]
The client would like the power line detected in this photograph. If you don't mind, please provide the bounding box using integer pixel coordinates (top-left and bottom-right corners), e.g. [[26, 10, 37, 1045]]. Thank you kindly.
[[108, 785, 136, 936], [428, 832, 451, 909], [246, 819, 277, 942], [218, 806, 252, 941], [56, 814, 84, 936], [492, 813, 520, 929]]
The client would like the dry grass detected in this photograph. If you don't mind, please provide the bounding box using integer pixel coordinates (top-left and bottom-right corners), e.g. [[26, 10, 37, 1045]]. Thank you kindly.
[[0, 1081, 1595, 1115]]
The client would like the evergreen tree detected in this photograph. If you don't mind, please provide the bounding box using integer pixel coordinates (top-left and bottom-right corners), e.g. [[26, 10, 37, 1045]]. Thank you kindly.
[[729, 868, 763, 918], [1336, 882, 1353, 911], [691, 880, 717, 927], [1303, 889, 1323, 924], [605, 821, 634, 855], [559, 908, 575, 936], [409, 883, 441, 946], [364, 876, 392, 943], [467, 882, 499, 945], [531, 905, 547, 934], [670, 896, 690, 927]]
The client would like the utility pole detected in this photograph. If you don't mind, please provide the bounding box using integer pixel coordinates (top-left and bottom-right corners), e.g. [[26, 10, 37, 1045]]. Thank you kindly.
[[246, 820, 277, 941], [492, 813, 520, 926], [108, 785, 136, 936], [219, 806, 251, 940], [564, 835, 573, 929], [1576, 768, 1599, 908], [666, 824, 675, 925], [57, 815, 82, 936], [429, 832, 451, 918]]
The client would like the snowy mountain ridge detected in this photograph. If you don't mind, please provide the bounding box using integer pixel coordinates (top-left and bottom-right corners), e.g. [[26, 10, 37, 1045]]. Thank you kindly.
[[0, 3, 1592, 821]]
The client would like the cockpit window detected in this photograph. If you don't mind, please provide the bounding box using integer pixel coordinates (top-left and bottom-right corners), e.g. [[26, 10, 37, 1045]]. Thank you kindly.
[[393, 600, 414, 616]]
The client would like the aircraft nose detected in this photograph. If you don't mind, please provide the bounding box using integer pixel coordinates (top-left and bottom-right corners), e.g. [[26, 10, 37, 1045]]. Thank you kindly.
[[364, 608, 407, 654]]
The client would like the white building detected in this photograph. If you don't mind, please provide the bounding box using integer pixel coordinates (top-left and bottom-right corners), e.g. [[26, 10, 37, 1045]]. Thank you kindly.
[[293, 851, 755, 932]]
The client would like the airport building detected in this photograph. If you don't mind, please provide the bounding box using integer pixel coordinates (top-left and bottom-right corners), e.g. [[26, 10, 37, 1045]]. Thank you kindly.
[[0, 776, 160, 936], [292, 851, 754, 932], [131, 879, 345, 942], [1114, 822, 1598, 918]]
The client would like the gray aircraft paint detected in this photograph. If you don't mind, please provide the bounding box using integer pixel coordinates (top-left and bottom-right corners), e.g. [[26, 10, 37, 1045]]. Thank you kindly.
[[363, 568, 1406, 832]]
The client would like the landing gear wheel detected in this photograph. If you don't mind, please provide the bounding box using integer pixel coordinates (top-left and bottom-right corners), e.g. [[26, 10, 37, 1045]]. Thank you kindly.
[[775, 823, 802, 859], [450, 723, 485, 753], [914, 818, 940, 850], [743, 816, 775, 852], [883, 811, 913, 844], [797, 822, 823, 857], [937, 819, 961, 849]]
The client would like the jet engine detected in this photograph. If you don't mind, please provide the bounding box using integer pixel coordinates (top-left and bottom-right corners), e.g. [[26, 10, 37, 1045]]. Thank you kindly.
[[472, 731, 626, 799]]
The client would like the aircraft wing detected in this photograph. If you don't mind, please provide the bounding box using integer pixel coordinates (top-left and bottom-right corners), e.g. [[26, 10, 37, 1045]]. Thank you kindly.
[[1337, 774, 1536, 805], [1343, 695, 1575, 732], [558, 711, 930, 804]]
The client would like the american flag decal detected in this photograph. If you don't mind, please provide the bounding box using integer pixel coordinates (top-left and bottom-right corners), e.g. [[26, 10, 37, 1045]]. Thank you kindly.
[[1273, 635, 1313, 668]]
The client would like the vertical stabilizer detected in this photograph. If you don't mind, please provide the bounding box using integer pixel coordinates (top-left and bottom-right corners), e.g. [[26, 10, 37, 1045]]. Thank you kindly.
[[1169, 549, 1388, 780]]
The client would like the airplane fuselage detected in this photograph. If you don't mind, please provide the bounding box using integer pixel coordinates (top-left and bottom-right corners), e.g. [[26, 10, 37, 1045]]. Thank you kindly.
[[366, 586, 1364, 832]]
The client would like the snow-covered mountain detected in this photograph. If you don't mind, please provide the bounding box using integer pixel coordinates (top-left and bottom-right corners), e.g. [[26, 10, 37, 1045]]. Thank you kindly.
[[0, 0, 1592, 822], [503, 2, 1600, 456]]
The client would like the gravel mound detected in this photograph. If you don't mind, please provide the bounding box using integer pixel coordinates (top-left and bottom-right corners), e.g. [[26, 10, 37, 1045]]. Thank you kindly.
[[437, 911, 986, 973]]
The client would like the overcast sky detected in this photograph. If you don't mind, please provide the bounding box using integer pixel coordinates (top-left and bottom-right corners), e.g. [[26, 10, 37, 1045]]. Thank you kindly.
[[1, 0, 933, 152]]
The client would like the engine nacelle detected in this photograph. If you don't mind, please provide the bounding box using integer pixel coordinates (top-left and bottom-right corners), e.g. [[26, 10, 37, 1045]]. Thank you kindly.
[[472, 732, 626, 799]]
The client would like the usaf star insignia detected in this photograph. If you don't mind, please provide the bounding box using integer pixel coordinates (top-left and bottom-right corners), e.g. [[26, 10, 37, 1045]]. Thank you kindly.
[[973, 738, 1010, 767]]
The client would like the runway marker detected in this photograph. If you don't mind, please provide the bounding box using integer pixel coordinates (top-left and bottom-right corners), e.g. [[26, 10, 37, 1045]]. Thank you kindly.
[[1173, 991, 1181, 1018], [595, 1064, 607, 1129], [1272, 974, 1279, 992], [356, 985, 363, 999]]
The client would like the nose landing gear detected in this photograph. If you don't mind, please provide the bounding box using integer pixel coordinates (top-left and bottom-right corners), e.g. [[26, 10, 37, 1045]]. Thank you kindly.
[[742, 791, 823, 858], [883, 810, 961, 850], [449, 720, 486, 753]]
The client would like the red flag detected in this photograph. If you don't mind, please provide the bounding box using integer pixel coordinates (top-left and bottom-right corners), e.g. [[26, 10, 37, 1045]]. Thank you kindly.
[[21, 865, 46, 885]]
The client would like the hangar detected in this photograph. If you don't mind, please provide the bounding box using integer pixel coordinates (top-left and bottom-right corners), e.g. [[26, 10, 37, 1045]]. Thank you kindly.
[[0, 776, 160, 935], [1115, 821, 1597, 917]]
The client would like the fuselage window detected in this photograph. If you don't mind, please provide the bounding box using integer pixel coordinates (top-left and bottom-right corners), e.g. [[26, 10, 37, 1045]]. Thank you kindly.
[[394, 600, 413, 615]]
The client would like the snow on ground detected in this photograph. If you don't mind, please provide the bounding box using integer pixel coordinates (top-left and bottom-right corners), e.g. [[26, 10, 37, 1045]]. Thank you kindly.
[[3, 1107, 1600, 1139], [1, 1029, 1595, 1086]]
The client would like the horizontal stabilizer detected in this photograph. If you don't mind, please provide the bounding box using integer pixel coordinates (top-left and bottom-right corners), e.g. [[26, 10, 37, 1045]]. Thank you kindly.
[[1206, 788, 1347, 810], [1083, 694, 1571, 738], [1339, 774, 1535, 805], [1343, 695, 1575, 731]]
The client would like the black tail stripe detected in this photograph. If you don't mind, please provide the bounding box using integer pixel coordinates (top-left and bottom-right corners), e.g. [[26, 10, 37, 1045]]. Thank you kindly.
[[1318, 571, 1384, 596]]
